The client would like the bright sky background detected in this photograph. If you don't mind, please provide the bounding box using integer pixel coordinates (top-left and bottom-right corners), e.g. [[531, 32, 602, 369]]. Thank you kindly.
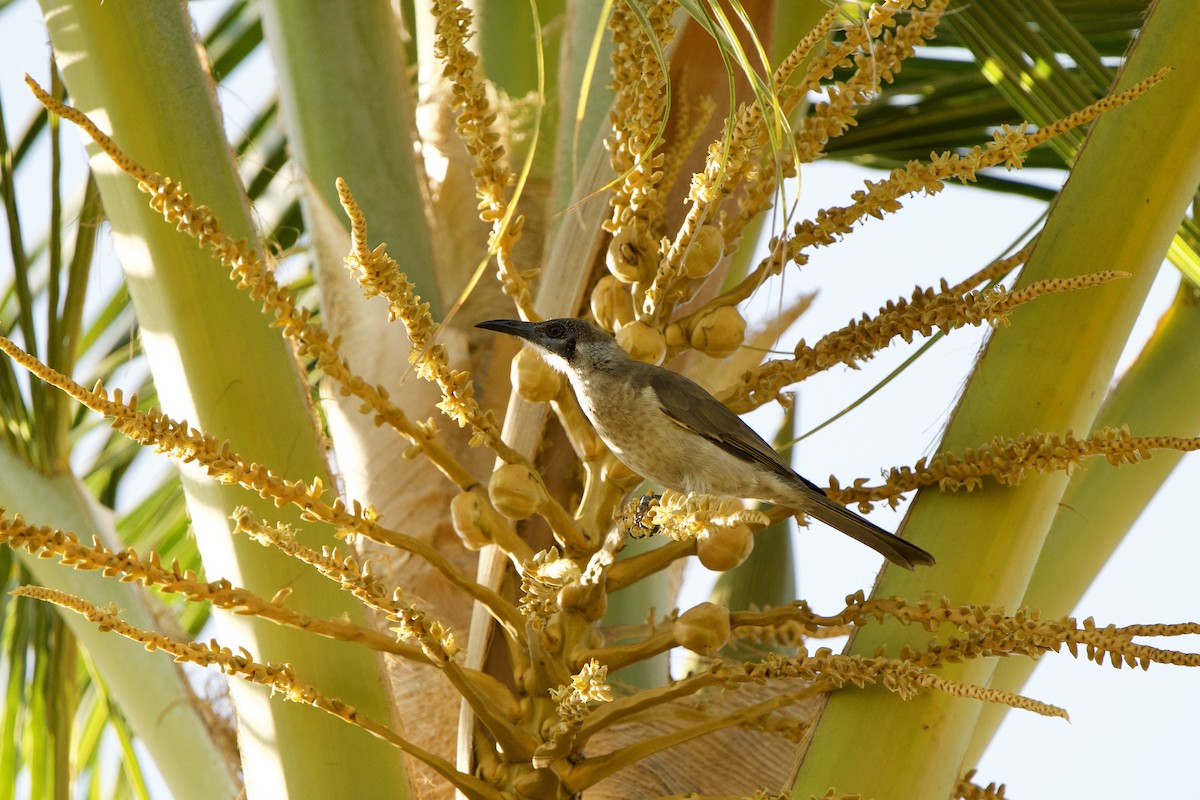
[[2, 1, 1197, 797], [720, 161, 1200, 797]]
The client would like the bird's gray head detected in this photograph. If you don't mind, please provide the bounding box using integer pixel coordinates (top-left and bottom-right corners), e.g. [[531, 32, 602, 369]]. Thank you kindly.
[[475, 318, 624, 374]]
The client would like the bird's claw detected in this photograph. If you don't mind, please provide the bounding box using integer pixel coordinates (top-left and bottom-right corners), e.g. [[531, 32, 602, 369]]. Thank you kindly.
[[628, 493, 662, 538]]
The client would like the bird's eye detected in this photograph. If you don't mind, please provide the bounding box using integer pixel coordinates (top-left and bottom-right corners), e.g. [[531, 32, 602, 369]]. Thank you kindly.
[[544, 322, 566, 339]]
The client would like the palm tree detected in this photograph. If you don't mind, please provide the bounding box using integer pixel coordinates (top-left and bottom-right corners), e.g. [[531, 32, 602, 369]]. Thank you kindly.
[[0, 0, 1196, 797]]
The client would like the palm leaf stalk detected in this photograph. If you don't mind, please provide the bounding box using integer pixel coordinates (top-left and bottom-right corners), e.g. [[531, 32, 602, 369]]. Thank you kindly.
[[33, 0, 411, 796], [794, 1, 1200, 795]]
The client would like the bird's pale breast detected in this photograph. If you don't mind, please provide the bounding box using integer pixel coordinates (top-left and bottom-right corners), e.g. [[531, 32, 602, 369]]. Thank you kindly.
[[569, 369, 809, 507]]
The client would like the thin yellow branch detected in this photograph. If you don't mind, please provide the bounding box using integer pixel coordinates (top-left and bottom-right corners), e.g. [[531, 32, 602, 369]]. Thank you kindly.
[[700, 68, 1167, 321], [228, 509, 532, 751], [0, 332, 525, 639], [604, 0, 675, 246], [23, 75, 480, 493], [573, 592, 1199, 774], [736, 594, 1200, 673], [338, 179, 589, 550], [724, 269, 1128, 412], [723, 1, 946, 261], [0, 509, 428, 661], [230, 509, 453, 658], [605, 538, 696, 593], [337, 179, 516, 458], [579, 627, 676, 673], [827, 427, 1200, 512], [12, 586, 503, 800], [430, 0, 535, 316], [946, 243, 1034, 295]]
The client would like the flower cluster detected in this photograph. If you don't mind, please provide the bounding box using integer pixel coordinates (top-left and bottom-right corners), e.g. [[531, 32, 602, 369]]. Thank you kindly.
[[726, 268, 1128, 412], [829, 426, 1200, 511], [431, 0, 535, 315]]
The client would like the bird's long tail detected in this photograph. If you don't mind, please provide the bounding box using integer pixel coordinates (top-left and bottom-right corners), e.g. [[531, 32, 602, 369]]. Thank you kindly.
[[800, 492, 935, 570]]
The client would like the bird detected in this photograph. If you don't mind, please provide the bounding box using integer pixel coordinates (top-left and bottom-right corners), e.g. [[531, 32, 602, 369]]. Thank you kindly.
[[475, 317, 935, 570]]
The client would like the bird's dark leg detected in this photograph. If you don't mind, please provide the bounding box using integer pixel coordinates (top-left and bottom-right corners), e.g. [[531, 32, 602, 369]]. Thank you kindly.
[[628, 493, 662, 538]]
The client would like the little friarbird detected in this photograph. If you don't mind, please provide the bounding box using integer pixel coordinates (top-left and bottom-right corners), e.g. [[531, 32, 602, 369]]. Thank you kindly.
[[476, 318, 934, 570]]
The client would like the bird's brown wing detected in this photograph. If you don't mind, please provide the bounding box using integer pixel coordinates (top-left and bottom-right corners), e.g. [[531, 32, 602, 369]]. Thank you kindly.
[[647, 368, 824, 494], [648, 367, 935, 569]]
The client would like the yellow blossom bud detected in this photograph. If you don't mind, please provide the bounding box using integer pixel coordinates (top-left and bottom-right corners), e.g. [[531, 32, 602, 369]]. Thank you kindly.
[[450, 491, 491, 550], [512, 348, 561, 403], [673, 602, 731, 656], [606, 227, 655, 283], [590, 275, 637, 332], [488, 464, 544, 520], [696, 523, 754, 571], [515, 767, 562, 798], [616, 321, 666, 365], [682, 225, 725, 279], [558, 582, 608, 621], [664, 322, 687, 349], [690, 305, 746, 358]]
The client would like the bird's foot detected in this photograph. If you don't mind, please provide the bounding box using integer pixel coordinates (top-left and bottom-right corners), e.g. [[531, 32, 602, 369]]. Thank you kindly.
[[627, 493, 662, 538]]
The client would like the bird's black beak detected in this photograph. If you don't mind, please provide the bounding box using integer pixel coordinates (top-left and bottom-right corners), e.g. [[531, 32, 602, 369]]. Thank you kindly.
[[475, 319, 538, 343]]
